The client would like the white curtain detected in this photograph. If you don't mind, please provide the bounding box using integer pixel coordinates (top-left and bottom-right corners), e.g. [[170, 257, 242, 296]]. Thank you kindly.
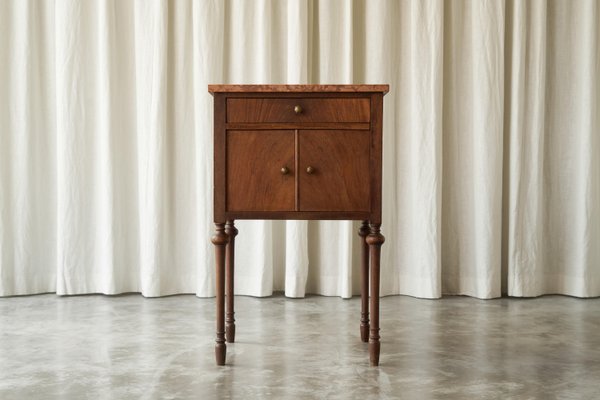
[[1, 0, 598, 299]]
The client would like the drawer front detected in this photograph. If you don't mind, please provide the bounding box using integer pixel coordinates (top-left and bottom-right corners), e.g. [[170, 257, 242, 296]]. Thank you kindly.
[[227, 98, 370, 123], [227, 130, 295, 212]]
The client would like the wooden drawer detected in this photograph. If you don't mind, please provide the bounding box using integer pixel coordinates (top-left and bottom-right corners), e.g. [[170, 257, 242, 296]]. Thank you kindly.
[[226, 97, 370, 123]]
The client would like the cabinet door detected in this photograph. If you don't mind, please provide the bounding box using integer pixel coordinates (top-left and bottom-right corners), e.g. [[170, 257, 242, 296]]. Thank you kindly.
[[298, 130, 370, 211], [227, 130, 295, 211]]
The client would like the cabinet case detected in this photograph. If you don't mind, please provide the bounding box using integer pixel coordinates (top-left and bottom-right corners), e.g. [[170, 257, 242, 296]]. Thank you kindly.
[[211, 85, 387, 223]]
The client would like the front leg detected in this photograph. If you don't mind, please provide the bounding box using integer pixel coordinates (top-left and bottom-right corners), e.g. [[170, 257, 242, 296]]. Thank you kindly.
[[212, 223, 229, 365], [359, 220, 370, 342], [366, 223, 384, 366]]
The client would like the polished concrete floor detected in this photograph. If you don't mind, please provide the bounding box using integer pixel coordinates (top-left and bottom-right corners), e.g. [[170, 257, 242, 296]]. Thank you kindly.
[[1, 293, 599, 400]]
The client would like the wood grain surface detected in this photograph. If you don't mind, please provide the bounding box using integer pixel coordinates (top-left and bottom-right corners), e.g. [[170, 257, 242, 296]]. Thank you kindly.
[[227, 98, 370, 123], [298, 130, 370, 212], [226, 130, 295, 211]]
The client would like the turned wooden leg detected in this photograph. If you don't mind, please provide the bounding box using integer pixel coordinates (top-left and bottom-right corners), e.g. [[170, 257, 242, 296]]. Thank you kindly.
[[359, 220, 370, 343], [212, 223, 229, 366], [367, 223, 384, 366], [225, 220, 238, 343]]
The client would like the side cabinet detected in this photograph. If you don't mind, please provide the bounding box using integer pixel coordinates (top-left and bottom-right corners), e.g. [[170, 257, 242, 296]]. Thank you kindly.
[[209, 84, 389, 366]]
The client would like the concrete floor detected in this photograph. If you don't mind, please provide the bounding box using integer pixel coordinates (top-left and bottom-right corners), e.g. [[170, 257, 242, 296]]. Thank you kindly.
[[0, 294, 599, 400]]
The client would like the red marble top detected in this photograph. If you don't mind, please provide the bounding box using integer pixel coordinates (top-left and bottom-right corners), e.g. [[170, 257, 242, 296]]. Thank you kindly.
[[208, 84, 389, 94]]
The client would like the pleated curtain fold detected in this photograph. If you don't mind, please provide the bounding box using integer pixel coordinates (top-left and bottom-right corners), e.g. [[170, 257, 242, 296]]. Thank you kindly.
[[1, 0, 598, 299]]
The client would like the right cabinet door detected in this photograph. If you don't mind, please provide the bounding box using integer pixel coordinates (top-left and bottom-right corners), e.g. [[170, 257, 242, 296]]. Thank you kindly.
[[298, 130, 370, 212]]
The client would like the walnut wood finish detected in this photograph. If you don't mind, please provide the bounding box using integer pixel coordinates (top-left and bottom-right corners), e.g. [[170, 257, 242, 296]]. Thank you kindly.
[[211, 223, 229, 365], [359, 220, 370, 343], [298, 130, 370, 211], [225, 220, 238, 343], [227, 98, 370, 123], [226, 130, 295, 211], [226, 122, 370, 130], [224, 210, 370, 220], [367, 223, 385, 366], [369, 94, 384, 225], [210, 84, 388, 366]]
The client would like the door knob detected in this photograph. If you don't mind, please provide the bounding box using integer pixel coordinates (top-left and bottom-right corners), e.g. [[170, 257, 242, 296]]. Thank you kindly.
[[294, 105, 303, 114], [281, 166, 289, 175], [306, 166, 315, 174]]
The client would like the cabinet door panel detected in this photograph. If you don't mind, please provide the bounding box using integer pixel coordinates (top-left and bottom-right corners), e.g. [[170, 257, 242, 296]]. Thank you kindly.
[[227, 130, 295, 211], [298, 130, 370, 211]]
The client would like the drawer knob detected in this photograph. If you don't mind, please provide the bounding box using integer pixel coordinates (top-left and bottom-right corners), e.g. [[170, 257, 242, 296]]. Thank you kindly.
[[306, 166, 315, 174], [281, 166, 290, 175], [294, 105, 303, 114]]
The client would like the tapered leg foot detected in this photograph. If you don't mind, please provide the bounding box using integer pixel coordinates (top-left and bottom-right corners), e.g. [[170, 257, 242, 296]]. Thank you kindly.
[[225, 323, 236, 343], [215, 342, 226, 366], [369, 341, 380, 366], [360, 325, 370, 343]]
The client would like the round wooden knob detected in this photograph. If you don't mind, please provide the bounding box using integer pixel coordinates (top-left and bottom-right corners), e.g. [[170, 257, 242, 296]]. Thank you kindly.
[[281, 166, 289, 175], [294, 105, 303, 114], [306, 166, 315, 174]]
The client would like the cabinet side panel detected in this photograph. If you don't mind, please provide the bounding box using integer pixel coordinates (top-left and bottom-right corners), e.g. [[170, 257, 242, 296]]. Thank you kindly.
[[370, 94, 384, 224], [214, 93, 227, 222]]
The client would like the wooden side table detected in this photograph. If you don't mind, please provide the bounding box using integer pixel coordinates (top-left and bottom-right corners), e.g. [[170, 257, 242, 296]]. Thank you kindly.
[[208, 84, 389, 366]]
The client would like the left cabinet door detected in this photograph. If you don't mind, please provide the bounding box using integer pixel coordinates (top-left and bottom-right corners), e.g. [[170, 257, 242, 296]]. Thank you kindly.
[[227, 130, 295, 211]]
